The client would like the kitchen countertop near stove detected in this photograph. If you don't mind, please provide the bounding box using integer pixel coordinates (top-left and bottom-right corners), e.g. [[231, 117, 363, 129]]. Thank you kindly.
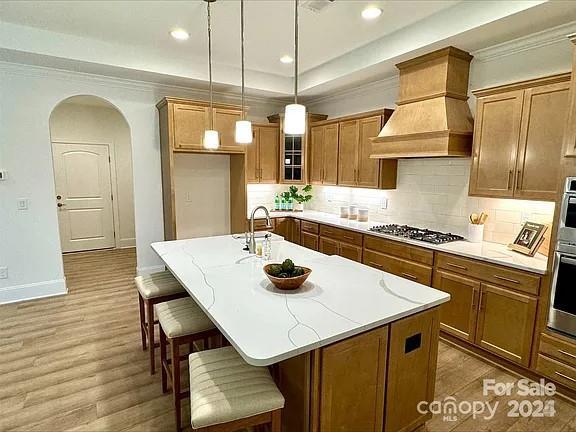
[[252, 210, 549, 275]]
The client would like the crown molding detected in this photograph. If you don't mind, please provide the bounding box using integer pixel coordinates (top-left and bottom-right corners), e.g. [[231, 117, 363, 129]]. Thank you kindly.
[[304, 75, 399, 106], [472, 21, 576, 62], [0, 60, 286, 107]]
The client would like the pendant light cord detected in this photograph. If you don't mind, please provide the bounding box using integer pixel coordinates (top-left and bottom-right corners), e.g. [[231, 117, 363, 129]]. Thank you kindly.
[[241, 0, 245, 120], [207, 0, 214, 129], [294, 0, 298, 105]]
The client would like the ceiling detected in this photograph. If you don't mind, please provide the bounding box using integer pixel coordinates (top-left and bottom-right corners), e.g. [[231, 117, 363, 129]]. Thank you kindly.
[[1, 1, 576, 100], [0, 0, 458, 76]]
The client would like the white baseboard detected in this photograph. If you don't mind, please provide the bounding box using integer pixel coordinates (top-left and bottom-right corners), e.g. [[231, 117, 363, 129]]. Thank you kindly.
[[136, 265, 166, 276], [0, 279, 68, 304]]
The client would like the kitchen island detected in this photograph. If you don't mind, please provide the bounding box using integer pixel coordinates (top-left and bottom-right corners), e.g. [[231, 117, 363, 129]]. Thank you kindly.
[[152, 235, 450, 432]]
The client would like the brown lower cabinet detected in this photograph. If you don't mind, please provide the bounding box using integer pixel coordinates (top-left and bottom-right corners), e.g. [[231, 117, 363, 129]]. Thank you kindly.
[[319, 236, 362, 262], [433, 269, 537, 367], [274, 217, 301, 245], [363, 248, 433, 286], [301, 231, 319, 251]]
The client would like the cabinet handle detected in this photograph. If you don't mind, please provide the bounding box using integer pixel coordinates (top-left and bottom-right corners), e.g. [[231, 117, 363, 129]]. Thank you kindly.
[[343, 235, 355, 241], [479, 292, 486, 311], [471, 287, 480, 309], [555, 371, 576, 383], [369, 261, 383, 268], [493, 275, 520, 285], [557, 349, 576, 360], [447, 262, 468, 270], [323, 230, 333, 235], [516, 169, 522, 190], [401, 272, 418, 281], [507, 170, 513, 190]]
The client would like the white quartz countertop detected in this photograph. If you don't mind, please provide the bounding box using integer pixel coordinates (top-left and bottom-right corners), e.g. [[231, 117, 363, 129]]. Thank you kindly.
[[259, 210, 548, 275], [152, 235, 450, 366]]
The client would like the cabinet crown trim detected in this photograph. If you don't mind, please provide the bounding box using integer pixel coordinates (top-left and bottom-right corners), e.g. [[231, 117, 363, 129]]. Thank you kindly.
[[472, 73, 571, 97], [156, 97, 244, 111]]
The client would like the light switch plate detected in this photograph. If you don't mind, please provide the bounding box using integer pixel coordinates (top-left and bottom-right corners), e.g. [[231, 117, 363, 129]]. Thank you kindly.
[[380, 197, 388, 210], [0, 267, 7, 279], [17, 199, 29, 210]]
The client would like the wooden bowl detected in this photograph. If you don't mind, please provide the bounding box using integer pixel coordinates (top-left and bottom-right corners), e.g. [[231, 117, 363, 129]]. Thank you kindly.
[[264, 264, 312, 291]]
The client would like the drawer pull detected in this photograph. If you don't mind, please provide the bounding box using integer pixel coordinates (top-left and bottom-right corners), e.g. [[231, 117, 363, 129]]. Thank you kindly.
[[447, 263, 467, 270], [401, 273, 418, 281], [369, 261, 383, 269], [493, 275, 520, 285], [558, 349, 576, 360], [343, 235, 355, 240], [324, 230, 333, 235], [555, 371, 576, 383]]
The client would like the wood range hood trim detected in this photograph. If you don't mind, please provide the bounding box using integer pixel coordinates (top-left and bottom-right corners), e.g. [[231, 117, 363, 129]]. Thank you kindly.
[[371, 46, 474, 159]]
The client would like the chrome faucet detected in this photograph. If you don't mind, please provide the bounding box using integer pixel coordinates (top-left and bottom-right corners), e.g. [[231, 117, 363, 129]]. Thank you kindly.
[[248, 206, 272, 254]]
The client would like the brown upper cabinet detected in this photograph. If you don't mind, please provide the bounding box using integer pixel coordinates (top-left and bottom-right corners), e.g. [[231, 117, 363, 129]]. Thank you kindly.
[[310, 110, 398, 189], [246, 124, 279, 184], [157, 98, 244, 154], [469, 74, 571, 201], [268, 112, 328, 184], [309, 123, 339, 185]]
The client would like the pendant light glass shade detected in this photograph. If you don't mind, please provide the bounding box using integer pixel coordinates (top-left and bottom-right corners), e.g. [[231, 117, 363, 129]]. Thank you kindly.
[[203, 0, 219, 150], [284, 0, 306, 136], [203, 130, 220, 150], [284, 104, 306, 135], [235, 0, 252, 144], [235, 120, 253, 144]]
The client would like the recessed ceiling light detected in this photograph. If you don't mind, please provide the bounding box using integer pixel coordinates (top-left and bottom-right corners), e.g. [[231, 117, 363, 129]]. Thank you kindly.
[[362, 6, 382, 20], [170, 29, 190, 41], [280, 55, 294, 64]]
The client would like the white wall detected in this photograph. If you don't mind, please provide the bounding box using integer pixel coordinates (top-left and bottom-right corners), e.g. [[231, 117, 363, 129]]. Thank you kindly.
[[174, 154, 230, 239], [0, 62, 285, 303], [50, 100, 136, 248]]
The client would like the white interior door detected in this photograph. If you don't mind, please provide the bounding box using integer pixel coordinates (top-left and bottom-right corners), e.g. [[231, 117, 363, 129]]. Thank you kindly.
[[52, 142, 115, 252]]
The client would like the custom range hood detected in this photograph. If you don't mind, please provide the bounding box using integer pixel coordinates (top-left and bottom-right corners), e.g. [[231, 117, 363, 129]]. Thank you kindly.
[[371, 47, 474, 159]]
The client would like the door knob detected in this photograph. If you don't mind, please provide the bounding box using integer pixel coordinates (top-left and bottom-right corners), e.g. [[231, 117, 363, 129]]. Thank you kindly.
[[56, 195, 62, 200], [57, 203, 65, 207]]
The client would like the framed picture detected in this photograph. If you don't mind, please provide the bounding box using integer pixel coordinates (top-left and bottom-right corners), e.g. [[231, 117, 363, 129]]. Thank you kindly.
[[508, 222, 548, 256]]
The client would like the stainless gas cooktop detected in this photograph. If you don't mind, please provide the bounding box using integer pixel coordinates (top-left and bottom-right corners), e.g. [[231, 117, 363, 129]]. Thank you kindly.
[[369, 224, 465, 244]]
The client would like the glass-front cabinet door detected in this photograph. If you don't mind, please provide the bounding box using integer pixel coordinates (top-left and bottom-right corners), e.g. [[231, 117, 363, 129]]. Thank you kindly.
[[283, 134, 303, 183]]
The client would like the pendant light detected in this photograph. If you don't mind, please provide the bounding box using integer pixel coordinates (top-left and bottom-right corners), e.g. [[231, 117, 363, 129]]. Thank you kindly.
[[235, 0, 253, 144], [284, 0, 306, 135], [203, 0, 219, 150]]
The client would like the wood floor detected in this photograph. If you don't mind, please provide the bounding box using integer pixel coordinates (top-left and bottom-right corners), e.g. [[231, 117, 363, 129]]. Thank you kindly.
[[0, 248, 575, 432]]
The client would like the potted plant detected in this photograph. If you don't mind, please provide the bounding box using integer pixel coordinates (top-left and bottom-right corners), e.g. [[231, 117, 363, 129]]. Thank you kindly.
[[288, 185, 312, 211]]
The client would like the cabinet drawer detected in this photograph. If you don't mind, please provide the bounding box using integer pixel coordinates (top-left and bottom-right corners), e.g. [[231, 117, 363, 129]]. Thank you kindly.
[[435, 253, 540, 295], [246, 218, 274, 231], [301, 220, 319, 234], [364, 235, 433, 266], [319, 225, 363, 246], [540, 333, 576, 369], [537, 354, 576, 391], [364, 249, 432, 286], [301, 231, 319, 251]]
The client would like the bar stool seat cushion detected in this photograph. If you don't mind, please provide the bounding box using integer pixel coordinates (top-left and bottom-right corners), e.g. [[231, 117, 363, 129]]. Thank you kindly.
[[135, 271, 185, 299], [189, 346, 285, 429], [156, 297, 215, 338]]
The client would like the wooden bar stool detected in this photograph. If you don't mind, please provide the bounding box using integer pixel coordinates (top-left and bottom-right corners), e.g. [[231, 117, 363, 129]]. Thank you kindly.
[[135, 271, 187, 374], [189, 346, 284, 432], [157, 297, 221, 432]]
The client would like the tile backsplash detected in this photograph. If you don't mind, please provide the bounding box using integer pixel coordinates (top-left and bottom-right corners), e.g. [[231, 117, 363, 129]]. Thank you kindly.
[[246, 158, 556, 245]]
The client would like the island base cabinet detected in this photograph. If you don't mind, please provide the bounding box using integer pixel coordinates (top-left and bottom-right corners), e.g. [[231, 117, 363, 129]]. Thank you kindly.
[[314, 326, 388, 432], [385, 307, 440, 432], [274, 309, 442, 432]]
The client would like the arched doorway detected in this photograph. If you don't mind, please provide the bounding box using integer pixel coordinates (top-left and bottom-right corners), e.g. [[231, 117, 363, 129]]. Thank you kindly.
[[49, 95, 135, 253]]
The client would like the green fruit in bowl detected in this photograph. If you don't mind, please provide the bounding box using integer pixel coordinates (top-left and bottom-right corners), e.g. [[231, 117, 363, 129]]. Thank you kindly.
[[281, 259, 295, 273]]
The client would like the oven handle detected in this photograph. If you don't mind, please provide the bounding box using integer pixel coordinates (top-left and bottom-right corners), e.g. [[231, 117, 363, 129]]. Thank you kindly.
[[560, 256, 576, 266]]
